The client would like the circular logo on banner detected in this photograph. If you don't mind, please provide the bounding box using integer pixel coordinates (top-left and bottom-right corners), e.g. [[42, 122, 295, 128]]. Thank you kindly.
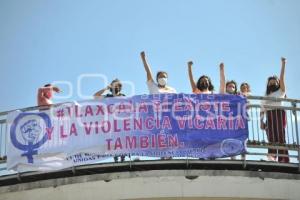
[[220, 139, 244, 156], [10, 113, 51, 163]]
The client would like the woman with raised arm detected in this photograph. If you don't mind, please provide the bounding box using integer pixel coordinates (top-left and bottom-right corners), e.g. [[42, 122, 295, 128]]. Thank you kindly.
[[187, 61, 214, 94], [219, 62, 226, 94], [219, 63, 240, 160], [37, 84, 61, 107], [140, 51, 176, 94], [260, 57, 289, 163], [140, 51, 176, 160]]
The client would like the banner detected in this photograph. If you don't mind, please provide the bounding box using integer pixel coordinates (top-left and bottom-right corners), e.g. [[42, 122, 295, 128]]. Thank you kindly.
[[7, 93, 248, 172]]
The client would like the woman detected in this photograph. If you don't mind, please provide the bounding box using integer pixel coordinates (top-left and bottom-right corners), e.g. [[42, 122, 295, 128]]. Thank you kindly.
[[187, 61, 214, 94], [260, 57, 289, 163], [225, 80, 238, 95], [94, 79, 125, 98], [239, 82, 251, 160], [140, 51, 176, 160], [219, 62, 238, 95], [37, 83, 61, 107], [94, 79, 127, 163], [220, 63, 241, 160], [240, 82, 251, 96], [140, 51, 176, 94], [187, 61, 216, 160]]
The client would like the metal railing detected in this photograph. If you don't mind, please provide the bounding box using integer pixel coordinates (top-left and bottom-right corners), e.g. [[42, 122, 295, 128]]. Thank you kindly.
[[0, 96, 299, 174], [245, 96, 300, 167]]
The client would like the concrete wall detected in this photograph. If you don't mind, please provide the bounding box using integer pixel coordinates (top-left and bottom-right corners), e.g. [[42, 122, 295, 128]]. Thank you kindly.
[[0, 170, 299, 200]]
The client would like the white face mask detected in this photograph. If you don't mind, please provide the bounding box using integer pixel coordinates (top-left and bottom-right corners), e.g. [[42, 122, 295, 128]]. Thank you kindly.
[[226, 87, 235, 94], [158, 78, 167, 86]]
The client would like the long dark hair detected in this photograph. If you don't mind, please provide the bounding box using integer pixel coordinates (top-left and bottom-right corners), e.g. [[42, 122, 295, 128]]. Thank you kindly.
[[265, 75, 280, 95], [196, 75, 214, 91], [44, 83, 51, 87]]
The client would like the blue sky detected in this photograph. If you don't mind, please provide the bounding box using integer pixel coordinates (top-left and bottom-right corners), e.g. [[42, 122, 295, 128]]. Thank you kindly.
[[0, 0, 299, 112]]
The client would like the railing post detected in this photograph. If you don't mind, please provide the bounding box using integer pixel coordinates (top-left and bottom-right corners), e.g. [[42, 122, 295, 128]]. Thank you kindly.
[[292, 102, 300, 171], [129, 154, 132, 169], [185, 152, 189, 168], [72, 166, 76, 175]]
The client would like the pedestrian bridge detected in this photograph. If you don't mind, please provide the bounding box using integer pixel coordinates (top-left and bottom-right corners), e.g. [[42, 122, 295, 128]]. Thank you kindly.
[[0, 96, 299, 200]]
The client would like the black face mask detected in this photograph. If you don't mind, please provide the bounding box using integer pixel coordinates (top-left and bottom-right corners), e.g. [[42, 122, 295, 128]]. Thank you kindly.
[[268, 85, 279, 92], [110, 88, 121, 95], [199, 82, 209, 90]]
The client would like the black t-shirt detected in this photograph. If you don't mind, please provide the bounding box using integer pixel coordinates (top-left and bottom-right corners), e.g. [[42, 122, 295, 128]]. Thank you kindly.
[[105, 93, 126, 98]]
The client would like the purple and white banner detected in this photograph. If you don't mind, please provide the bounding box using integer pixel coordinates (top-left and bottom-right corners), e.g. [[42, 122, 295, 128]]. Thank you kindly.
[[7, 93, 248, 172]]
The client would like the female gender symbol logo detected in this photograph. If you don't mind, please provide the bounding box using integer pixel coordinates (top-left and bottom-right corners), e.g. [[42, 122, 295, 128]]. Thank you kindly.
[[10, 113, 51, 163]]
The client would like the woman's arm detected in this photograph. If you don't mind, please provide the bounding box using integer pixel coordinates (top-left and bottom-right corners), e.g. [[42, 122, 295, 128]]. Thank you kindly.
[[140, 51, 154, 82], [187, 61, 197, 91], [219, 62, 226, 94], [280, 57, 286, 93], [94, 85, 110, 97], [52, 86, 61, 93]]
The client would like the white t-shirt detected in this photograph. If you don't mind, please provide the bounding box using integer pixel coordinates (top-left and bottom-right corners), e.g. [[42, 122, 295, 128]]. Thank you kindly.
[[261, 89, 286, 111], [147, 80, 177, 94]]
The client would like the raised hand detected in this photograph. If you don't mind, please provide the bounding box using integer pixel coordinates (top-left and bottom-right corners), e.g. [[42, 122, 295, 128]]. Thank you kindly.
[[140, 51, 146, 59], [140, 51, 153, 82], [106, 84, 112, 90], [219, 62, 225, 94], [219, 62, 224, 70], [52, 86, 61, 93]]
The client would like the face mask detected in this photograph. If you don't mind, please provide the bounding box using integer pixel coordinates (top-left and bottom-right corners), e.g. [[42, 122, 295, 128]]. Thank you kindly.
[[158, 78, 167, 86], [110, 87, 120, 95], [226, 87, 235, 94], [268, 85, 279, 92], [199, 81, 209, 90]]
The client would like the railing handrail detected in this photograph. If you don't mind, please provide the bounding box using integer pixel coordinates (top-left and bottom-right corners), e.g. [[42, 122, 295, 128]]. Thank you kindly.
[[0, 101, 74, 116], [247, 95, 300, 104], [249, 104, 300, 111], [0, 95, 299, 117]]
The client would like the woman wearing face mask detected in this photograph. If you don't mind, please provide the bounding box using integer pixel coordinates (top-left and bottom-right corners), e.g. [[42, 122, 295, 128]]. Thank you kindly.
[[94, 79, 125, 98], [260, 57, 289, 163], [94, 79, 127, 163], [238, 82, 251, 160], [140, 51, 176, 160], [220, 63, 241, 160], [225, 80, 238, 95], [187, 61, 214, 94], [140, 51, 176, 94], [187, 61, 217, 160], [219, 62, 238, 95]]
